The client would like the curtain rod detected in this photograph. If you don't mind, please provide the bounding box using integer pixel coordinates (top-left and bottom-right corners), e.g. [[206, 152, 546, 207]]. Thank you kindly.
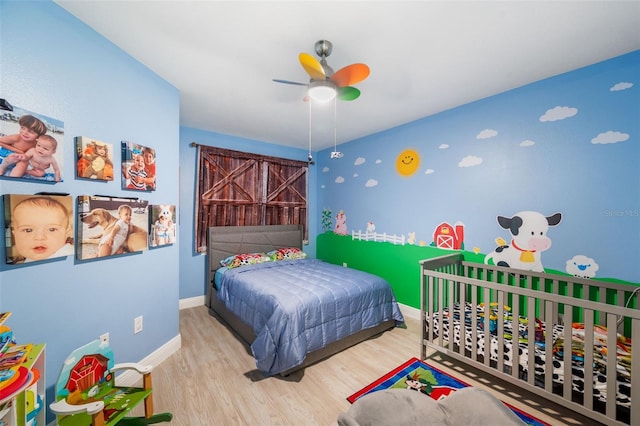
[[190, 143, 310, 166]]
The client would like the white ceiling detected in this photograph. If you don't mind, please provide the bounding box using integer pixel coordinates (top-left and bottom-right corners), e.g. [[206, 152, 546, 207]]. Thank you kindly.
[[55, 1, 640, 151]]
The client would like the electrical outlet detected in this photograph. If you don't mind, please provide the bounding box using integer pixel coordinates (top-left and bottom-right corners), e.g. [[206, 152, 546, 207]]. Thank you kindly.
[[134, 316, 143, 334], [100, 332, 109, 344]]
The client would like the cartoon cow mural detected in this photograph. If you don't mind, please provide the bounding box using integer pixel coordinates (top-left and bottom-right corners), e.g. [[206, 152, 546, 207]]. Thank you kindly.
[[484, 211, 562, 272]]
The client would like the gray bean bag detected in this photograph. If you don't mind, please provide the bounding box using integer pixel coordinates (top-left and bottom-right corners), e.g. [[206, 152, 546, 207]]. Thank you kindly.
[[338, 387, 526, 426]]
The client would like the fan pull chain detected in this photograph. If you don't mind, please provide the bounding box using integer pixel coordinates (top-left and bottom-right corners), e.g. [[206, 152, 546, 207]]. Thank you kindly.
[[334, 97, 337, 152], [331, 96, 343, 159], [307, 100, 314, 164]]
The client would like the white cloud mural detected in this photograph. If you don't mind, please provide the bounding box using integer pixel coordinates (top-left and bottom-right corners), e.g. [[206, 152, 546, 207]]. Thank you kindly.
[[335, 176, 345, 183], [610, 82, 633, 91], [520, 140, 536, 147], [476, 129, 498, 139], [375, 159, 382, 164], [353, 173, 359, 177], [439, 144, 449, 149], [591, 131, 630, 144], [365, 179, 378, 187], [322, 166, 329, 172], [539, 106, 578, 122], [425, 168, 435, 174], [354, 157, 366, 166], [458, 155, 483, 167]]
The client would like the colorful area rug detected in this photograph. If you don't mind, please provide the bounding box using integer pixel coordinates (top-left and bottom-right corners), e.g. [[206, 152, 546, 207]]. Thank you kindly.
[[347, 357, 549, 426]]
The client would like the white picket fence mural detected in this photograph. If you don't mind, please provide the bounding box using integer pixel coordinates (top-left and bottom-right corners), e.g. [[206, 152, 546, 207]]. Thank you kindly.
[[351, 230, 406, 245]]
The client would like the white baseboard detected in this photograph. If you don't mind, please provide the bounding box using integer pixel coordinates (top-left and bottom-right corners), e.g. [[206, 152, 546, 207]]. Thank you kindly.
[[116, 333, 182, 387], [398, 302, 420, 321], [179, 295, 206, 310]]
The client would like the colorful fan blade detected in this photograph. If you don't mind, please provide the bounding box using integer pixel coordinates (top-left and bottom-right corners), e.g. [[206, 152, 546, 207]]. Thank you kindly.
[[273, 79, 308, 86], [299, 53, 326, 81], [338, 86, 361, 101], [330, 63, 370, 87]]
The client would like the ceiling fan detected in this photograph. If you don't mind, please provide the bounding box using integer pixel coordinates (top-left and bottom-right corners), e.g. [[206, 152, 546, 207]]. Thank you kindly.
[[273, 40, 370, 102]]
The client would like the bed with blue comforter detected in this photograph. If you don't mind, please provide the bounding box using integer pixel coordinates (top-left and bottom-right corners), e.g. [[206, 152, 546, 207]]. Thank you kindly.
[[215, 258, 405, 376]]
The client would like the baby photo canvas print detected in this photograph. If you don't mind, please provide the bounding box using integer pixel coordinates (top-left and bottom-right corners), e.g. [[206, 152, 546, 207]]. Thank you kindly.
[[3, 194, 74, 264], [0, 106, 64, 182], [76, 195, 149, 260], [76, 136, 114, 181], [150, 204, 176, 247], [121, 141, 156, 191]]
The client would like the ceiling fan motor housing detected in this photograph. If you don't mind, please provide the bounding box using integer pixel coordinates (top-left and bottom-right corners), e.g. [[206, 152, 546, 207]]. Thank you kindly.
[[315, 40, 334, 77], [314, 40, 333, 58]]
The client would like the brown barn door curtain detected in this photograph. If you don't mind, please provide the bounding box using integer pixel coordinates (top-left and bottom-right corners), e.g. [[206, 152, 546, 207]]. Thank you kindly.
[[194, 144, 308, 253]]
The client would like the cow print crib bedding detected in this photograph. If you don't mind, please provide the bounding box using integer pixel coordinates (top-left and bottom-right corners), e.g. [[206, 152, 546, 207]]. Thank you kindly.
[[425, 303, 632, 413]]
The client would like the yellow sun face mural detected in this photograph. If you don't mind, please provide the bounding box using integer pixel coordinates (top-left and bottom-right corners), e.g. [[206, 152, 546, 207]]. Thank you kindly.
[[396, 148, 420, 176]]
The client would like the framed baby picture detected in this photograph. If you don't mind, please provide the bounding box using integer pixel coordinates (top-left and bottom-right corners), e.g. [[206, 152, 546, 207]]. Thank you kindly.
[[3, 193, 74, 264], [0, 106, 64, 182], [149, 204, 176, 247], [76, 136, 114, 181], [76, 195, 149, 260], [121, 141, 156, 191]]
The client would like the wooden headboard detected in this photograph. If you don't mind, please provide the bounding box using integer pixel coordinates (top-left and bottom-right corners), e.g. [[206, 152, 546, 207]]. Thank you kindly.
[[207, 224, 303, 276]]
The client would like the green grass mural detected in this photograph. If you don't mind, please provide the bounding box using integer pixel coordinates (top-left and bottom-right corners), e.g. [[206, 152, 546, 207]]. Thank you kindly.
[[317, 232, 449, 308], [316, 231, 638, 311]]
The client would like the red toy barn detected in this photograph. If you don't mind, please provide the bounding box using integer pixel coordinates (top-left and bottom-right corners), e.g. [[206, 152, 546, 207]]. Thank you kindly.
[[66, 353, 110, 393]]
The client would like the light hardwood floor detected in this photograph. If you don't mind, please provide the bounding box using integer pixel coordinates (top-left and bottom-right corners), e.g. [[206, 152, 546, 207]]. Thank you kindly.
[[146, 306, 595, 425]]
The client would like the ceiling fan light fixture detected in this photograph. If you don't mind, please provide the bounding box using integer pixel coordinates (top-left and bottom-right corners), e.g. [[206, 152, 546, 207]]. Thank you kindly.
[[308, 80, 336, 103]]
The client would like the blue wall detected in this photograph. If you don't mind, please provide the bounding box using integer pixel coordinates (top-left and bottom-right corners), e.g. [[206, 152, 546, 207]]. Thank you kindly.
[[0, 1, 180, 421], [177, 127, 317, 300], [317, 50, 639, 283]]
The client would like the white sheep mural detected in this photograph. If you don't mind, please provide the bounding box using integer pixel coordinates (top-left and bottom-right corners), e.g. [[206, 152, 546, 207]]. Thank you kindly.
[[566, 254, 599, 279]]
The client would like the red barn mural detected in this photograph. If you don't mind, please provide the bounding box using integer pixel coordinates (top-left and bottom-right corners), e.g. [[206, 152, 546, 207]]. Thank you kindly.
[[432, 222, 465, 250]]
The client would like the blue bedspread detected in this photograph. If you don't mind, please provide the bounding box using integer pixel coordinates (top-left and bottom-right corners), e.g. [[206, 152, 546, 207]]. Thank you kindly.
[[218, 258, 405, 375]]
